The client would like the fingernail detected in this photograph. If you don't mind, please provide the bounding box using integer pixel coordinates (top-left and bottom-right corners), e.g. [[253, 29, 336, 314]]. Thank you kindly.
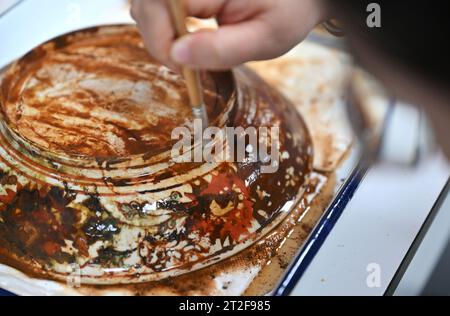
[[171, 38, 191, 64]]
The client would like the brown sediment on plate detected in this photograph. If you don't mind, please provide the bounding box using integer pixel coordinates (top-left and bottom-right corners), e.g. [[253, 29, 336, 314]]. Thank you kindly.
[[0, 26, 225, 158], [0, 25, 314, 286], [55, 172, 332, 296], [244, 172, 335, 295], [0, 172, 331, 296], [248, 49, 353, 172]]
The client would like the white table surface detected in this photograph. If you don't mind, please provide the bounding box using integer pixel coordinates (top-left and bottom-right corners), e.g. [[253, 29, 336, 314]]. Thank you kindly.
[[293, 152, 449, 295], [393, 179, 450, 295], [1, 0, 449, 296]]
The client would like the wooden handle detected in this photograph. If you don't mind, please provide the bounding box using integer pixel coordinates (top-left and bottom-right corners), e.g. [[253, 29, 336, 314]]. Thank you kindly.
[[168, 0, 188, 36], [168, 0, 204, 108]]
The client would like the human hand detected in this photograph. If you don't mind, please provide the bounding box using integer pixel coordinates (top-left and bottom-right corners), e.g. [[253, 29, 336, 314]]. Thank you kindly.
[[131, 0, 328, 70]]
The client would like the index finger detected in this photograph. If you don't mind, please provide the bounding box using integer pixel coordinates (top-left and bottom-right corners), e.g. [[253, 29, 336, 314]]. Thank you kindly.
[[131, 0, 176, 67]]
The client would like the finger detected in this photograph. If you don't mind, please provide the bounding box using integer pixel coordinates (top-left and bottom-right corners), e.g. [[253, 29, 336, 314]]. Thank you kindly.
[[183, 0, 227, 19], [170, 19, 282, 70], [131, 0, 176, 67]]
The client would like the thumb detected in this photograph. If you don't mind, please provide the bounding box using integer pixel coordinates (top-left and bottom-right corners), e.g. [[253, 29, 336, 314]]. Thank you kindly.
[[170, 21, 278, 70]]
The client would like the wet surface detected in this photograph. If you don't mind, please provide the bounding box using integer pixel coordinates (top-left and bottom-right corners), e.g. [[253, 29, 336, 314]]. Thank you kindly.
[[0, 25, 314, 288], [0, 26, 225, 158]]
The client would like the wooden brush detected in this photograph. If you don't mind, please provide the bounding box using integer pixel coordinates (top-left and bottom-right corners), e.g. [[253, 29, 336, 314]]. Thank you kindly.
[[168, 0, 209, 128]]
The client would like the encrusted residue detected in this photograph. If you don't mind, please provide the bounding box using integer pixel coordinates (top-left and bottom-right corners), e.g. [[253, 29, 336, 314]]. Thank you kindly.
[[0, 25, 315, 288]]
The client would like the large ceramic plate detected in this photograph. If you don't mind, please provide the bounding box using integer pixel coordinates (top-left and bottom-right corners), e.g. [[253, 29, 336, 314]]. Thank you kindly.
[[0, 1, 389, 296]]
